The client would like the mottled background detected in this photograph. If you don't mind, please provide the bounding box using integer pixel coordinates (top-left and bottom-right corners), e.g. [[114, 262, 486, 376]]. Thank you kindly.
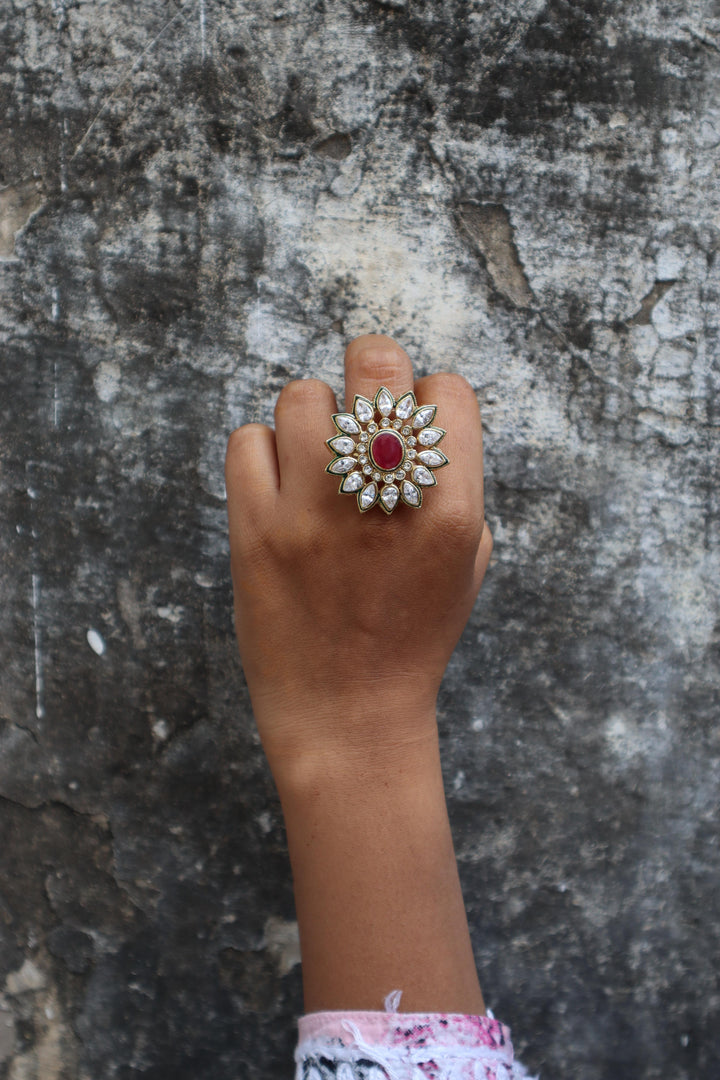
[[1, 1, 719, 1077]]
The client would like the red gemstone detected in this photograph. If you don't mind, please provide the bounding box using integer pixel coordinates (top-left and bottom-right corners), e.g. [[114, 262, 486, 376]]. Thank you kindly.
[[370, 430, 404, 471]]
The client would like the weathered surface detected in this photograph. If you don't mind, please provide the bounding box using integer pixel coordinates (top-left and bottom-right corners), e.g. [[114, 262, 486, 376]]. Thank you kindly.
[[1, 1, 718, 1077]]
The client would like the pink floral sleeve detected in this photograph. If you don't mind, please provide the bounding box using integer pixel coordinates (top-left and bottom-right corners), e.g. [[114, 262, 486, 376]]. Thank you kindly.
[[295, 991, 535, 1080]]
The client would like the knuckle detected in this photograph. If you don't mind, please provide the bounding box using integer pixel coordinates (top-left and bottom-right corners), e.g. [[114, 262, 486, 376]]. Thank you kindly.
[[434, 371, 476, 404], [276, 378, 329, 411], [352, 345, 410, 386], [433, 494, 483, 546], [226, 423, 264, 467]]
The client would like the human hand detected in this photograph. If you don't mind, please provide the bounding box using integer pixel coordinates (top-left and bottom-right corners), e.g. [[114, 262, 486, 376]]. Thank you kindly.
[[225, 335, 493, 788]]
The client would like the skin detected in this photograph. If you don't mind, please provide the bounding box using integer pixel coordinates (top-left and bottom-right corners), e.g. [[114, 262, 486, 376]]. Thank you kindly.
[[226, 334, 493, 1014]]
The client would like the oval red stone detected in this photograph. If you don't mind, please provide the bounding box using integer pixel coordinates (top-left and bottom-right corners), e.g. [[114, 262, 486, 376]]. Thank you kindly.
[[370, 430, 404, 471]]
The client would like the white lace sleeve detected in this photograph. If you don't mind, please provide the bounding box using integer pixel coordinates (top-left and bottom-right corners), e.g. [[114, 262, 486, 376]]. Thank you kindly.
[[295, 990, 536, 1080]]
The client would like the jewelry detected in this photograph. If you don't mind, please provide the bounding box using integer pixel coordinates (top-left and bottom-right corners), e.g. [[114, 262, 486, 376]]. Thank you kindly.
[[325, 386, 448, 514]]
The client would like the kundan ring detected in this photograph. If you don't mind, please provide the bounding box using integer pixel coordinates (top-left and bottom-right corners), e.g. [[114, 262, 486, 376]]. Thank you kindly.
[[325, 386, 448, 514]]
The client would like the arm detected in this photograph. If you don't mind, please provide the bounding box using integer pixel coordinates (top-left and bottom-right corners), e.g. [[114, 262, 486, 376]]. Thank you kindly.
[[225, 334, 493, 1015]]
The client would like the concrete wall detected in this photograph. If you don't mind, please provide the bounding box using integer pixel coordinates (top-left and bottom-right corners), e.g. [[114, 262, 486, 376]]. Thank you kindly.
[[1, 2, 718, 1077]]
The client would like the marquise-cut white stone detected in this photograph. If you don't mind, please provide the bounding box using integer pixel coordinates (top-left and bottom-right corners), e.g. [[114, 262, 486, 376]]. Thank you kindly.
[[412, 405, 436, 429], [380, 484, 399, 511], [328, 456, 356, 474], [418, 427, 443, 446], [335, 413, 361, 435], [354, 396, 374, 423], [418, 449, 446, 468], [413, 466, 435, 486], [329, 436, 355, 455], [341, 471, 363, 492], [376, 388, 394, 416], [360, 482, 378, 510], [401, 481, 420, 506], [395, 394, 415, 419]]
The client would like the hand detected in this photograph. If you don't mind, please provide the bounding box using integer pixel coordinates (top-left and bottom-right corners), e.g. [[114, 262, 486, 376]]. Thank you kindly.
[[225, 335, 493, 785]]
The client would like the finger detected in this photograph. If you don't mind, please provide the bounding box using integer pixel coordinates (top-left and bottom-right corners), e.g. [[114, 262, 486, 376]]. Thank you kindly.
[[472, 521, 494, 596], [344, 334, 415, 414], [413, 372, 484, 521], [274, 378, 339, 494], [225, 423, 280, 536]]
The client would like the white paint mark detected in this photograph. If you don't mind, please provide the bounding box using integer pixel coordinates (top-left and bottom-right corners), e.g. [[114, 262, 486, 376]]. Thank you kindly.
[[200, 0, 207, 61], [157, 605, 184, 624], [152, 719, 169, 741], [87, 628, 106, 655], [6, 958, 46, 994], [93, 360, 122, 402], [59, 117, 69, 193], [263, 916, 301, 976], [51, 285, 60, 322], [32, 574, 45, 720]]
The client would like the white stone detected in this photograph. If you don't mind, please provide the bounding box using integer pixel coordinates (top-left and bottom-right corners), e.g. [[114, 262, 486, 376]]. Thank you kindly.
[[381, 484, 399, 511], [380, 417, 390, 427], [373, 471, 381, 481], [401, 426, 411, 436], [402, 481, 420, 506], [407, 436, 417, 446], [405, 448, 416, 459], [393, 419, 402, 429], [335, 413, 361, 435], [396, 393, 415, 419], [395, 469, 405, 480], [368, 422, 378, 433], [360, 432, 369, 442], [360, 482, 378, 509], [384, 473, 395, 482], [377, 388, 394, 415], [363, 463, 372, 474], [418, 449, 445, 468], [354, 396, 374, 423], [413, 466, 435, 486], [341, 471, 363, 492], [418, 427, 443, 446], [329, 436, 355, 455], [412, 405, 435, 429], [328, 456, 356, 474]]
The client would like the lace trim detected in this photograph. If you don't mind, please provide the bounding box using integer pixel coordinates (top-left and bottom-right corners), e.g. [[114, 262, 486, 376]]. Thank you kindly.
[[295, 991, 536, 1080]]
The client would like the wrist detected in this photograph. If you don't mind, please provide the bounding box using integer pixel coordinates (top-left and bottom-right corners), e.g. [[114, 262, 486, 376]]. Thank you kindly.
[[256, 691, 441, 800]]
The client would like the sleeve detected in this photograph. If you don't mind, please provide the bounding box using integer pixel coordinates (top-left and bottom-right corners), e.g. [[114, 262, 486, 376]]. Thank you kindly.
[[294, 990, 536, 1080]]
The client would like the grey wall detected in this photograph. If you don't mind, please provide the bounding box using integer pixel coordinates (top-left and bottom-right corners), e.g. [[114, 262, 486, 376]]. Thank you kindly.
[[1, 2, 719, 1077]]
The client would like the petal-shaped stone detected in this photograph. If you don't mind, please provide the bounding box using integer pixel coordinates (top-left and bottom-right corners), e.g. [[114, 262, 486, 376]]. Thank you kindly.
[[354, 396, 374, 424], [417, 449, 447, 468], [359, 482, 378, 511], [370, 430, 404, 470], [395, 393, 415, 419], [376, 387, 394, 416], [328, 456, 356, 474], [418, 426, 444, 446], [334, 413, 361, 435], [329, 435, 355, 455], [380, 484, 399, 512], [413, 466, 435, 486], [412, 405, 436, 429], [341, 470, 363, 492], [401, 480, 421, 506]]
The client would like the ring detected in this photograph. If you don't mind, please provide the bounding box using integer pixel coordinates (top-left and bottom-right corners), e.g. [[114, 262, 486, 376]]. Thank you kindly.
[[325, 386, 448, 514]]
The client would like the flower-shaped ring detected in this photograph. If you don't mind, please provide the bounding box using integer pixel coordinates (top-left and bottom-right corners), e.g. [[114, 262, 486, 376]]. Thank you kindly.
[[325, 386, 448, 514]]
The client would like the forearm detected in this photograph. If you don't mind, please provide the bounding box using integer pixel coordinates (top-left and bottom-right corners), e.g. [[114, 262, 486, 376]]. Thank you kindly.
[[273, 711, 485, 1016]]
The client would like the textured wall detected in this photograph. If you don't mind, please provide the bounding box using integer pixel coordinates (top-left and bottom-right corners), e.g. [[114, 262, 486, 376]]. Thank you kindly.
[[1, 2, 719, 1078]]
